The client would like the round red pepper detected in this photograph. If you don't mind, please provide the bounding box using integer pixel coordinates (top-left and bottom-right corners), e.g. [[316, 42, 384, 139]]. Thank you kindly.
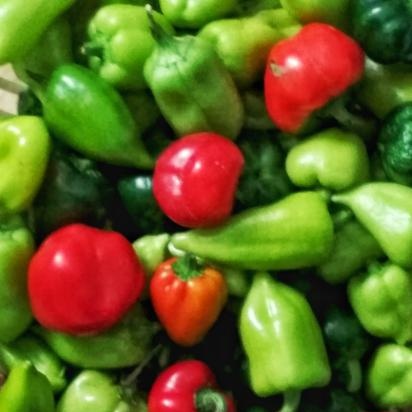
[[28, 224, 145, 335], [153, 132, 244, 228], [264, 23, 365, 133], [148, 359, 236, 412]]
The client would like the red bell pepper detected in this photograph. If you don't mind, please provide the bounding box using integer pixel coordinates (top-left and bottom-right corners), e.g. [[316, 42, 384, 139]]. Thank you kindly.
[[264, 23, 365, 133], [28, 224, 145, 335], [148, 359, 236, 412]]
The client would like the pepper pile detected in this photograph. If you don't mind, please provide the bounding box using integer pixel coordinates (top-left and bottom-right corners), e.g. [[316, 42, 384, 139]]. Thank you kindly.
[[1, 0, 412, 411]]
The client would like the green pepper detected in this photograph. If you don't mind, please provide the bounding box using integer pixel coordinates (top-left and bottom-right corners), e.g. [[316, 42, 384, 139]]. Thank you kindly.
[[170, 191, 333, 270], [34, 304, 158, 369], [240, 272, 330, 410], [41, 64, 153, 168], [235, 0, 281, 16], [366, 343, 412, 408], [333, 182, 412, 268], [84, 5, 174, 90], [144, 6, 244, 140], [285, 128, 369, 191], [198, 9, 300, 89], [0, 116, 50, 215], [0, 0, 76, 64]]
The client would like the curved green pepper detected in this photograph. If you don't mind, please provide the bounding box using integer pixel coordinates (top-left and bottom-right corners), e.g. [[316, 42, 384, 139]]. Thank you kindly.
[[42, 64, 153, 168], [285, 128, 369, 191], [170, 191, 334, 270]]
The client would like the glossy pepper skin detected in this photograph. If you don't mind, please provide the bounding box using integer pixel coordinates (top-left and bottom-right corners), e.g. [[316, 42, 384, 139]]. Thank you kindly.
[[333, 182, 412, 268], [351, 0, 412, 64], [85, 5, 174, 90], [144, 8, 244, 140], [28, 224, 145, 335], [264, 23, 364, 133], [285, 128, 369, 191], [170, 191, 333, 270], [0, 0, 76, 64], [42, 64, 153, 168], [198, 9, 300, 89], [148, 359, 236, 412], [240, 273, 331, 399], [150, 255, 228, 346], [153, 133, 244, 228]]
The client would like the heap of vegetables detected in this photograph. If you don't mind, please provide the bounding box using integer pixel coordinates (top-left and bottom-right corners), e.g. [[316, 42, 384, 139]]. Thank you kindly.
[[1, 0, 412, 411]]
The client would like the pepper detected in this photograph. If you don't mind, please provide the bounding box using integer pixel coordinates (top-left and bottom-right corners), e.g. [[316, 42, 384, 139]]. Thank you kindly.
[[0, 116, 50, 215], [144, 6, 244, 140], [350, 0, 412, 64], [239, 272, 330, 410], [366, 343, 412, 408], [332, 182, 412, 268], [0, 0, 76, 64], [235, 0, 281, 16], [264, 23, 364, 133], [285, 128, 369, 191], [148, 359, 236, 411], [41, 64, 153, 168], [84, 5, 174, 90], [198, 8, 300, 89], [170, 191, 334, 270]]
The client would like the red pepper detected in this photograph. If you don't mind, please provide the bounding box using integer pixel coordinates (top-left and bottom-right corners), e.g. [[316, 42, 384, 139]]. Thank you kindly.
[[148, 359, 236, 412], [264, 23, 365, 133], [153, 132, 244, 228], [28, 224, 145, 335]]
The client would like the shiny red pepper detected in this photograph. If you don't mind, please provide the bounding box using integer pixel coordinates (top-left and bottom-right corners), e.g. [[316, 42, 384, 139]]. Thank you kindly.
[[148, 359, 236, 412], [28, 224, 145, 335], [264, 23, 365, 133]]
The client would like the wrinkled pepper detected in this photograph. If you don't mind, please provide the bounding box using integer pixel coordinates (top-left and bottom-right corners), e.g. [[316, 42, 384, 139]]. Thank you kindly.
[[170, 191, 334, 270], [144, 6, 244, 140], [240, 272, 330, 410]]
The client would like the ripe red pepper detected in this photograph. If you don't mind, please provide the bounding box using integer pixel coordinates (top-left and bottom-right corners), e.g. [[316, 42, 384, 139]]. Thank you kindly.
[[264, 23, 365, 133], [148, 359, 236, 412], [150, 255, 227, 346], [153, 132, 244, 228], [28, 224, 145, 335]]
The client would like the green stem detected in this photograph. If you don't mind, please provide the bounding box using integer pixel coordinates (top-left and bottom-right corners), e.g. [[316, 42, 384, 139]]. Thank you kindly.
[[172, 253, 204, 281], [145, 4, 174, 47], [277, 390, 301, 412], [81, 42, 104, 59], [196, 388, 228, 412], [346, 359, 362, 393]]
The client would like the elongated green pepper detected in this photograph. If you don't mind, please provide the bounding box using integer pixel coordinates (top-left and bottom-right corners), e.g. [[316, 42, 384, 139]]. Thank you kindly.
[[144, 7, 244, 140], [240, 272, 330, 410], [171, 191, 334, 270]]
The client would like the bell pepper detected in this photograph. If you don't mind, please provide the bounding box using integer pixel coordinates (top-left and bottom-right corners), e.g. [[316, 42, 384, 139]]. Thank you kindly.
[[41, 64, 153, 168], [144, 6, 244, 140], [0, 215, 34, 343], [366, 343, 412, 408], [0, 0, 76, 64], [170, 191, 334, 270], [285, 128, 369, 191], [84, 5, 174, 90], [153, 132, 244, 228], [348, 262, 412, 344], [0, 116, 50, 215], [264, 23, 364, 133], [239, 272, 330, 410], [150, 254, 228, 346], [148, 359, 236, 411], [28, 223, 145, 335], [332, 182, 412, 268], [198, 8, 300, 89], [350, 0, 412, 64], [235, 0, 281, 16], [34, 303, 157, 369]]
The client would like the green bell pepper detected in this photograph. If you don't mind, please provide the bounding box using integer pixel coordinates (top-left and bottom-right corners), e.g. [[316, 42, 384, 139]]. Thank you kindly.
[[240, 272, 330, 410], [198, 9, 300, 89], [333, 182, 412, 268], [170, 191, 334, 270], [285, 128, 369, 191], [144, 6, 244, 140], [41, 64, 153, 168], [366, 343, 412, 408]]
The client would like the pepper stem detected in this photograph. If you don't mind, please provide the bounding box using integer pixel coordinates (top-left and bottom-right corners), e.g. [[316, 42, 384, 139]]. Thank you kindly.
[[196, 388, 228, 412], [81, 42, 104, 59], [277, 390, 301, 412], [145, 4, 173, 46], [346, 359, 362, 393], [172, 254, 205, 281]]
